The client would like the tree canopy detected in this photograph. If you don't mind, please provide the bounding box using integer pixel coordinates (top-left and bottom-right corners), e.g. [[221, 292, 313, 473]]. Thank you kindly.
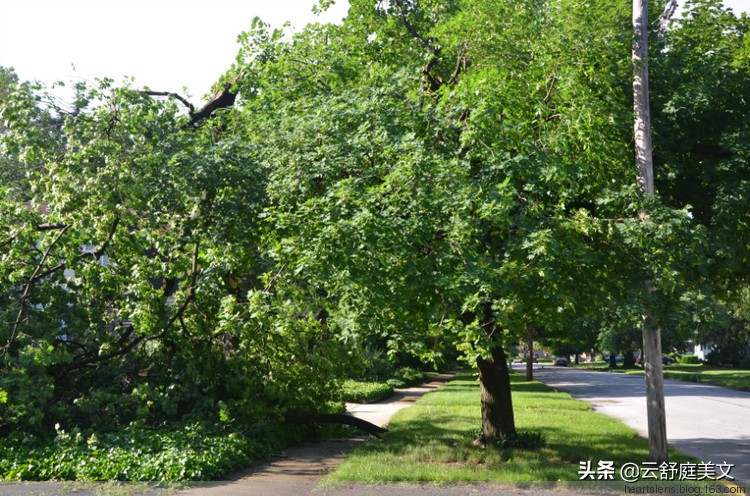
[[1, 0, 749, 446]]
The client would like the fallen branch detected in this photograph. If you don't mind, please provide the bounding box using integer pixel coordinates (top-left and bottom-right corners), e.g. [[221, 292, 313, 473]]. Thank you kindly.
[[284, 413, 388, 438]]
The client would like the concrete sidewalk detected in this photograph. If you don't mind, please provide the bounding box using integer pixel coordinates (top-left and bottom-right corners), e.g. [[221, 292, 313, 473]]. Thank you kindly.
[[345, 373, 456, 427], [175, 373, 457, 496]]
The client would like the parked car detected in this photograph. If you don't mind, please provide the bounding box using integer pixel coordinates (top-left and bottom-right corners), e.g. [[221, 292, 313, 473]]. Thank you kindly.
[[554, 357, 568, 366], [633, 354, 675, 365]]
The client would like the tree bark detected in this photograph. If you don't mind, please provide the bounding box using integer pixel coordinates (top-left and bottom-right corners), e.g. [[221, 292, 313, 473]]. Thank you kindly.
[[623, 350, 636, 369], [525, 327, 534, 381], [476, 303, 516, 441], [633, 0, 668, 464]]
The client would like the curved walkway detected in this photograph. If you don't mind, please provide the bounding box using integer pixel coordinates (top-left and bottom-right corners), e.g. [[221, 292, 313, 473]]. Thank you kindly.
[[175, 373, 457, 496]]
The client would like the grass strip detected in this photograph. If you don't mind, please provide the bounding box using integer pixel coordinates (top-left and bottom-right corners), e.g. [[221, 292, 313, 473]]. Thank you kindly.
[[573, 363, 750, 391], [327, 370, 694, 483]]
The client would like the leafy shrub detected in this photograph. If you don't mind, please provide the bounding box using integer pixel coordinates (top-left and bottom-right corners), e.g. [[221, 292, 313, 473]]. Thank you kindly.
[[704, 343, 749, 367], [339, 380, 393, 403], [386, 378, 407, 389], [0, 421, 294, 481], [357, 346, 395, 381], [679, 355, 702, 365], [392, 367, 437, 386]]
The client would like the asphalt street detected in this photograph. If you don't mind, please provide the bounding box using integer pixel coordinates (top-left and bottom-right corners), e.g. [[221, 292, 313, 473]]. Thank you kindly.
[[531, 365, 750, 482]]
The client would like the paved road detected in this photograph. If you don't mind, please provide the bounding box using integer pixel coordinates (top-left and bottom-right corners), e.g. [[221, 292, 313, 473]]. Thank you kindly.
[[530, 365, 750, 482]]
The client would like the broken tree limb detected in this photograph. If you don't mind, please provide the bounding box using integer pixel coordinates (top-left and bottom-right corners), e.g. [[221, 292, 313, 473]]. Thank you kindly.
[[141, 90, 196, 115], [143, 71, 246, 126], [284, 413, 388, 438]]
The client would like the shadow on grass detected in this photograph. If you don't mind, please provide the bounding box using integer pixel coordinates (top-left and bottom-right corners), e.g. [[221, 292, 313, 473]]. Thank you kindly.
[[334, 370, 692, 483]]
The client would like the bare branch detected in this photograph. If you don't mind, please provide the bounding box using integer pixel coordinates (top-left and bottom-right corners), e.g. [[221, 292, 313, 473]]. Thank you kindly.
[[62, 333, 155, 372], [654, 0, 678, 36], [94, 215, 120, 258], [392, 0, 439, 55], [390, 0, 445, 93], [449, 41, 469, 84], [141, 90, 196, 114], [35, 222, 68, 231], [284, 413, 387, 438], [1, 225, 70, 358], [164, 241, 200, 333], [543, 66, 559, 104]]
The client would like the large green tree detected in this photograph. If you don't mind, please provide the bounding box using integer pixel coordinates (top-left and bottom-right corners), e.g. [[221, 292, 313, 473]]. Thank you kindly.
[[227, 0, 664, 440], [651, 0, 750, 364], [3, 0, 745, 447], [0, 71, 348, 435]]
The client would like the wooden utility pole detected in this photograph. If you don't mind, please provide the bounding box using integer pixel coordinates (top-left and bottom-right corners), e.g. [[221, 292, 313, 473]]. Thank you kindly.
[[633, 0, 668, 463]]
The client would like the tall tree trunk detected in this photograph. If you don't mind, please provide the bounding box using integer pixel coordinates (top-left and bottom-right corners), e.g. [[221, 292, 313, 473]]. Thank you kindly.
[[623, 350, 636, 369], [476, 303, 516, 441], [525, 327, 534, 381], [633, 0, 668, 464], [476, 347, 515, 441]]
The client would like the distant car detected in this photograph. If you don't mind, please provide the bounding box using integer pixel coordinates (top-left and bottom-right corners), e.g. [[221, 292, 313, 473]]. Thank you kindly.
[[554, 357, 568, 366], [603, 354, 624, 363], [633, 354, 674, 365]]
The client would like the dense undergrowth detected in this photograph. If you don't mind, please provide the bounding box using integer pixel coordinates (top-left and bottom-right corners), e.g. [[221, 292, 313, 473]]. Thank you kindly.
[[0, 421, 304, 481], [339, 366, 440, 402], [0, 365, 441, 481]]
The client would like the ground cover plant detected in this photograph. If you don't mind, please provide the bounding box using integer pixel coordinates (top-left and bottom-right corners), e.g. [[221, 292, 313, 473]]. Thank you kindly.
[[0, 421, 303, 481], [327, 371, 695, 483], [340, 368, 441, 402], [339, 380, 394, 403]]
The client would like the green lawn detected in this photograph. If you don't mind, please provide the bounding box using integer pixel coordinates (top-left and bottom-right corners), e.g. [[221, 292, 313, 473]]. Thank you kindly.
[[327, 371, 694, 483], [573, 363, 750, 391]]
